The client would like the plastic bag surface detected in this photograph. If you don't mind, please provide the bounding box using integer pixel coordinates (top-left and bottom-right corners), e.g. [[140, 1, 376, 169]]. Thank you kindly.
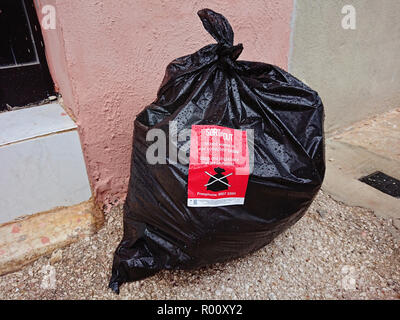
[[109, 8, 325, 293]]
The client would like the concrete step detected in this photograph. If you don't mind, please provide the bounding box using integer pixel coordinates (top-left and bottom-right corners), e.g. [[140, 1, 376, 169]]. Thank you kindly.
[[323, 108, 400, 232], [0, 199, 103, 276]]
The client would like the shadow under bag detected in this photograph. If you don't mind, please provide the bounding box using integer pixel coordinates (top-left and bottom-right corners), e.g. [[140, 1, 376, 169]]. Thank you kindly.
[[109, 8, 325, 293]]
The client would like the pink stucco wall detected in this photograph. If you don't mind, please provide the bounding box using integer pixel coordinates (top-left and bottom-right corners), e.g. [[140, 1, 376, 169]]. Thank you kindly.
[[36, 0, 293, 209]]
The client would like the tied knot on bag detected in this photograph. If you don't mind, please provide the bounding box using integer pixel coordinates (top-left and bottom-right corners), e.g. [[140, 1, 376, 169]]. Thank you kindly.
[[198, 8, 243, 65], [217, 43, 243, 62]]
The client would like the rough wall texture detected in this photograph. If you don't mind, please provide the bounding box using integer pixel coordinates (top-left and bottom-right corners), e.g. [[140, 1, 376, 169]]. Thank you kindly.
[[290, 0, 400, 133], [36, 0, 293, 208]]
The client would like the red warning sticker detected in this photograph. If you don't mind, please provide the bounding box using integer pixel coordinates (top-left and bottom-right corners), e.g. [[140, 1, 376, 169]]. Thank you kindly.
[[187, 125, 250, 207]]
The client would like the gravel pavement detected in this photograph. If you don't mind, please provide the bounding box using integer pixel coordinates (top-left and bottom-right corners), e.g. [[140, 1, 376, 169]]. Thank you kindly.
[[0, 190, 399, 300]]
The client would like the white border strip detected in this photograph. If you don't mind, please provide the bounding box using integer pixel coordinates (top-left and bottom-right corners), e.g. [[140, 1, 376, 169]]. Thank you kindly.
[[188, 197, 245, 207]]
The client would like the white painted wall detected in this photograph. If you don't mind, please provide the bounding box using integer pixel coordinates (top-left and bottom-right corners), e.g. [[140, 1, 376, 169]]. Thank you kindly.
[[0, 104, 92, 223]]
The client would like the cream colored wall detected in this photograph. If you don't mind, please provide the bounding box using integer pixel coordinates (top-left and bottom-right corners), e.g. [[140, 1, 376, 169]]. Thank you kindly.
[[290, 0, 400, 134]]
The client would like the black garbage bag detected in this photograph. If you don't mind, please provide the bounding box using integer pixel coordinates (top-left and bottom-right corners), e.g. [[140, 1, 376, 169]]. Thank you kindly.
[[109, 8, 325, 293]]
